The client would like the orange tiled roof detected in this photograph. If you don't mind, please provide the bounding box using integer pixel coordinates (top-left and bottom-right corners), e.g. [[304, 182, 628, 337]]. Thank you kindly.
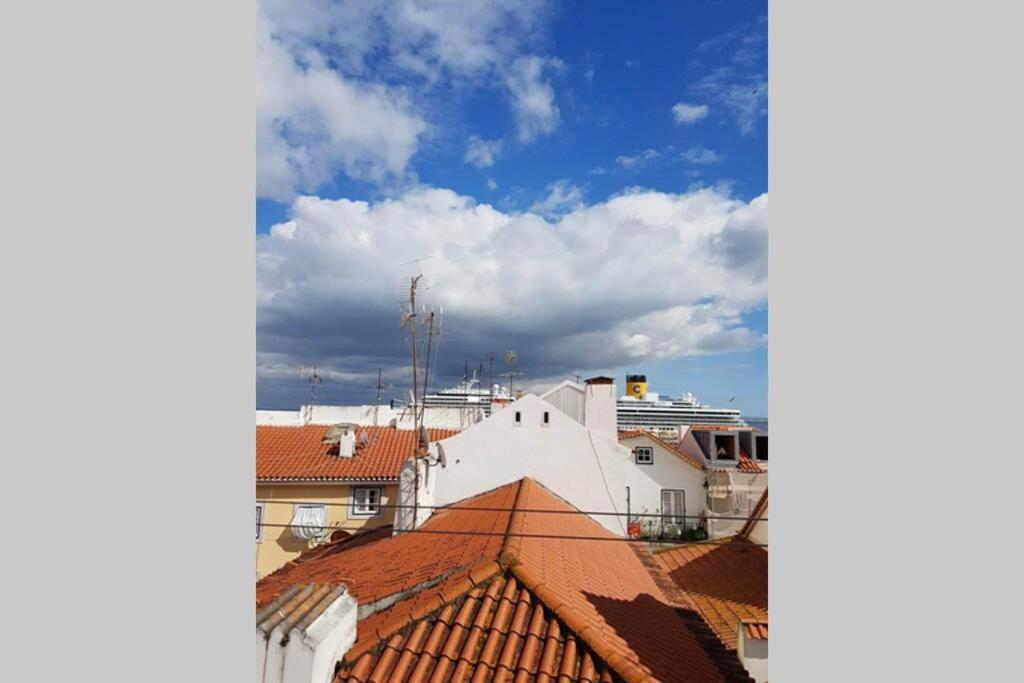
[[256, 424, 458, 482], [654, 539, 767, 652], [338, 572, 620, 682], [736, 454, 766, 473], [618, 429, 705, 471], [257, 478, 753, 682], [256, 483, 516, 607], [741, 620, 768, 640]]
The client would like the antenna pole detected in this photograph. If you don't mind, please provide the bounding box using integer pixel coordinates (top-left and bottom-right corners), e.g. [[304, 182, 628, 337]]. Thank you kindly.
[[401, 275, 423, 434], [374, 368, 383, 426], [420, 311, 436, 425]]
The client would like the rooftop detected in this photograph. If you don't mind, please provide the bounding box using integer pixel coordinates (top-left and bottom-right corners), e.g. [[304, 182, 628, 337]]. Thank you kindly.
[[258, 478, 754, 682], [653, 539, 768, 652], [257, 424, 459, 482]]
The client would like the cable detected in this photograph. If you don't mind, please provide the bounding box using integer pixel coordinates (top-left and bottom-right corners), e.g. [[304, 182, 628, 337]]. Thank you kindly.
[[254, 499, 766, 523], [255, 522, 767, 548]]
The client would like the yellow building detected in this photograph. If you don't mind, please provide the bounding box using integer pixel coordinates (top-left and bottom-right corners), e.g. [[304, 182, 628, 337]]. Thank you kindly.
[[256, 423, 458, 578]]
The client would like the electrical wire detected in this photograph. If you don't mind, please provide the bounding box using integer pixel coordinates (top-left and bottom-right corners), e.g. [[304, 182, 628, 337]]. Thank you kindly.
[[255, 522, 767, 548]]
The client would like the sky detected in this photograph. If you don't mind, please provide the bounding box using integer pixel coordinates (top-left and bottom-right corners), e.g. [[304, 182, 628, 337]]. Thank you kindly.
[[256, 0, 768, 417]]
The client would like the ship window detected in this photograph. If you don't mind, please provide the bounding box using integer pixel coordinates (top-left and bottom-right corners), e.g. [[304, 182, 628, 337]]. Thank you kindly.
[[635, 447, 654, 465]]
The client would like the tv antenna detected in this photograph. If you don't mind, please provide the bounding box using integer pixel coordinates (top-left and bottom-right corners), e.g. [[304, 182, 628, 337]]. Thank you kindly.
[[300, 365, 323, 406], [503, 351, 523, 396]]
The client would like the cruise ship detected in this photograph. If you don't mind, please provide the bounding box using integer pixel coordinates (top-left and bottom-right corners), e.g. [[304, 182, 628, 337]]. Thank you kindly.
[[419, 373, 512, 416], [420, 372, 745, 429], [617, 374, 747, 429]]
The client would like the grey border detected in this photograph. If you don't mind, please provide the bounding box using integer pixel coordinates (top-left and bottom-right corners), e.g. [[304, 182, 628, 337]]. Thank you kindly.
[[3, 2, 254, 680], [772, 2, 1022, 679]]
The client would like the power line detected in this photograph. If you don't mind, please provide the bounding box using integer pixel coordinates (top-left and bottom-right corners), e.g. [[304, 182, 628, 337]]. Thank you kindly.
[[254, 522, 767, 548], [254, 499, 765, 523]]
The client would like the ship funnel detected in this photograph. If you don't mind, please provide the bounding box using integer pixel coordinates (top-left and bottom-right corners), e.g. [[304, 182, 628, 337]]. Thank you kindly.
[[625, 374, 647, 400]]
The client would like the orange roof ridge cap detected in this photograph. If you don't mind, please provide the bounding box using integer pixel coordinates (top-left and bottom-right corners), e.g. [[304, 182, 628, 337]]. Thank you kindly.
[[500, 477, 531, 558]]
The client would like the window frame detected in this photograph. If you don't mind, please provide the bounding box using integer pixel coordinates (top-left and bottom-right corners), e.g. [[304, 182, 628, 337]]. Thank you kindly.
[[660, 488, 686, 526], [634, 446, 654, 465], [256, 502, 266, 543], [351, 486, 384, 517]]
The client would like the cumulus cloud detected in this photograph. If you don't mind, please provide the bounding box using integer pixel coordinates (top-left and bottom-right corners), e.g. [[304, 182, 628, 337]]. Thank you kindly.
[[257, 0, 553, 200], [506, 55, 564, 143], [257, 8, 428, 201], [486, 178, 499, 190], [257, 185, 767, 407], [464, 136, 504, 169], [672, 102, 709, 124]]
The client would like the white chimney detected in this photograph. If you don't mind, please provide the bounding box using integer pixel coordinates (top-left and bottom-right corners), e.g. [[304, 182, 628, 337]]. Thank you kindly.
[[582, 377, 617, 437], [257, 583, 358, 683], [338, 431, 355, 458]]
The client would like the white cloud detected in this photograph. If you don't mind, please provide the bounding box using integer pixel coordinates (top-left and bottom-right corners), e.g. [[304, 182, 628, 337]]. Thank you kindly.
[[680, 147, 724, 164], [616, 149, 661, 171], [257, 185, 767, 404], [257, 7, 428, 201], [672, 102, 709, 124], [692, 67, 767, 135], [506, 55, 563, 143], [527, 180, 584, 219], [486, 178, 498, 190], [257, 1, 553, 200], [464, 136, 505, 169]]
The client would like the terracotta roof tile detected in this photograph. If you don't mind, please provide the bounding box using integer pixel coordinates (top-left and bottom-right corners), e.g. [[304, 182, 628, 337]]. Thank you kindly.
[[654, 539, 768, 652], [741, 620, 768, 640], [736, 454, 766, 473], [257, 424, 458, 482], [261, 477, 754, 682], [256, 483, 517, 608]]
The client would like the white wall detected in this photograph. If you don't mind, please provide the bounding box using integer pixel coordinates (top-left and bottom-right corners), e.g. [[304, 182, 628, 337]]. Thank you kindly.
[[737, 632, 768, 683], [619, 433, 707, 532], [417, 394, 706, 536], [540, 381, 586, 423], [256, 404, 484, 430]]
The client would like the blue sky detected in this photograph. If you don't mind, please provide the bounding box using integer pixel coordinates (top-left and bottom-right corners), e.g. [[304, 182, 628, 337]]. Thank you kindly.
[[256, 0, 767, 416]]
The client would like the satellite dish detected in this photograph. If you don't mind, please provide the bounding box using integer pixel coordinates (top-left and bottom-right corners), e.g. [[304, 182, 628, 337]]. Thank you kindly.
[[436, 442, 447, 468]]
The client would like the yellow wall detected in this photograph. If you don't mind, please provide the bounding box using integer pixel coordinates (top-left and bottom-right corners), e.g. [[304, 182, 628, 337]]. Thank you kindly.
[[256, 482, 397, 579]]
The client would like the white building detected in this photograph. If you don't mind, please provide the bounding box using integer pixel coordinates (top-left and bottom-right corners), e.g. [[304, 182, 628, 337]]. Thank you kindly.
[[398, 377, 711, 537], [256, 403, 485, 430]]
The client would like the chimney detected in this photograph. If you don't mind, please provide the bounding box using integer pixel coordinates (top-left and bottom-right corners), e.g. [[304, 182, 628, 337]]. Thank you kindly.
[[257, 583, 358, 683], [322, 424, 358, 458], [582, 376, 617, 437]]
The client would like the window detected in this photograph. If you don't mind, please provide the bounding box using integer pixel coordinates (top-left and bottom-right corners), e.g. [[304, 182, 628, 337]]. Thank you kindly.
[[352, 487, 383, 516], [290, 504, 327, 540], [256, 502, 265, 542], [514, 411, 522, 424], [542, 411, 550, 425], [635, 447, 654, 465], [661, 489, 686, 526]]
